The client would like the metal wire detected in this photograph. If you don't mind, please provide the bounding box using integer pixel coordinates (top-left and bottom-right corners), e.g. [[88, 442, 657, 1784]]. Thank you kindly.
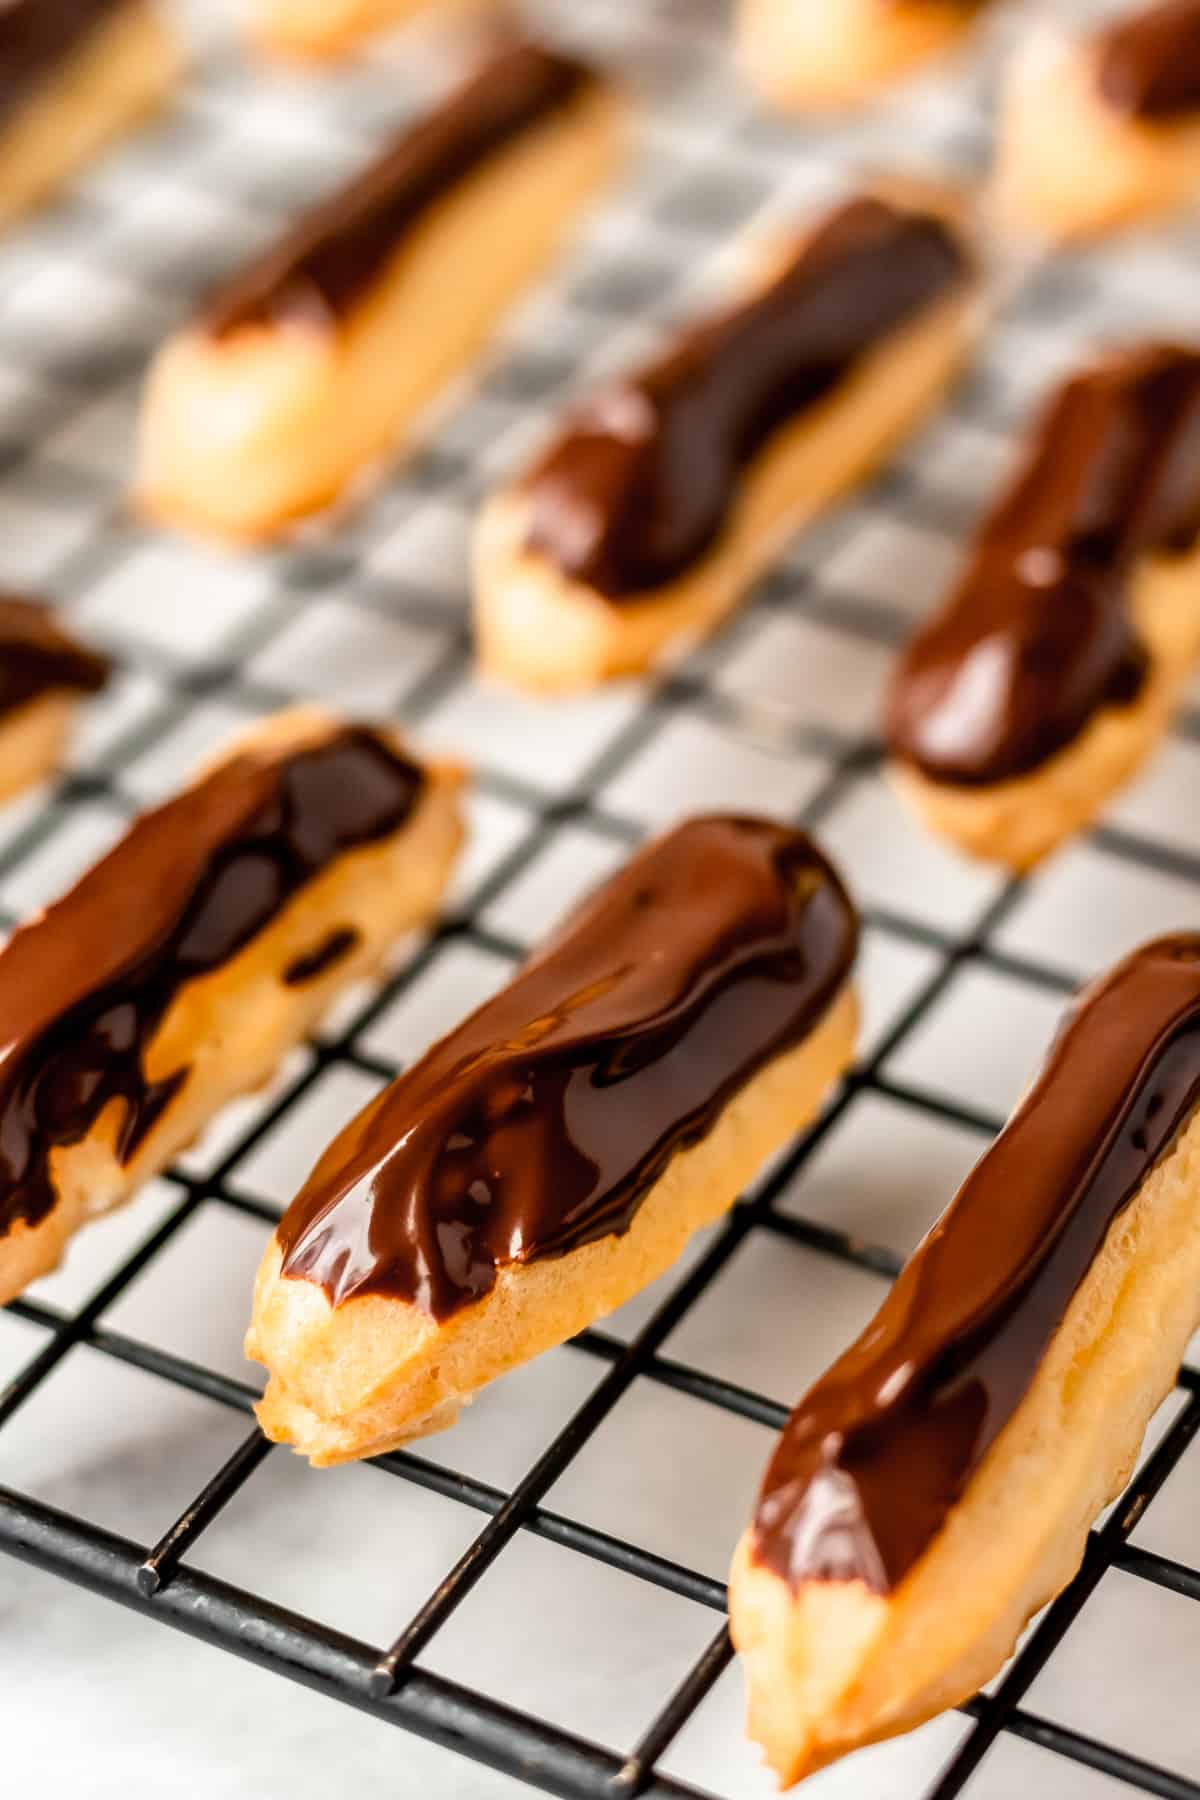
[[3, 3, 1200, 1795]]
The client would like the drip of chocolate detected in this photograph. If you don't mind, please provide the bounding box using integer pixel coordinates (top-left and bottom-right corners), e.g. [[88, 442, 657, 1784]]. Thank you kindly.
[[0, 727, 424, 1240], [753, 933, 1200, 1595], [0, 594, 110, 717], [887, 344, 1200, 787], [283, 925, 361, 987], [1095, 0, 1200, 121], [204, 41, 596, 338], [521, 195, 970, 599], [0, 0, 130, 123], [276, 816, 858, 1319]]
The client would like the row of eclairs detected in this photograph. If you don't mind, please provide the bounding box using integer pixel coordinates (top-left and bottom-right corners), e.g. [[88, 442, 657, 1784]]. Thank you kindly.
[[2, 0, 1200, 1787]]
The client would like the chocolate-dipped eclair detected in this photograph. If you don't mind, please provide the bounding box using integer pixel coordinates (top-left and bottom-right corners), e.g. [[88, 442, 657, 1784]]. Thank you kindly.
[[0, 595, 110, 804], [737, 0, 996, 112], [248, 815, 859, 1465], [475, 182, 980, 693], [996, 1, 1200, 242], [0, 709, 463, 1305], [732, 932, 1200, 1783], [886, 343, 1200, 870], [250, 0, 440, 62], [0, 1, 179, 226], [137, 39, 621, 544]]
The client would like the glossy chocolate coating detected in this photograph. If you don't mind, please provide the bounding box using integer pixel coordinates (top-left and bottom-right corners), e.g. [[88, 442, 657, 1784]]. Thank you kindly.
[[276, 816, 858, 1318], [204, 41, 596, 338], [0, 0, 129, 122], [1096, 1, 1200, 121], [0, 727, 424, 1239], [887, 344, 1200, 787], [283, 925, 361, 986], [0, 594, 110, 717], [521, 195, 970, 599], [753, 933, 1200, 1595]]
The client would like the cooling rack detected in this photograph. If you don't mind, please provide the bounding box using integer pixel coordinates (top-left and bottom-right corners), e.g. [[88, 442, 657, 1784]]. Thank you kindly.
[[3, 2, 1200, 1796]]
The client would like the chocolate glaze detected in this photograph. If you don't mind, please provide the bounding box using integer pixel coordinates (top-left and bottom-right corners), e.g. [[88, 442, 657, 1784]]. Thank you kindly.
[[753, 933, 1200, 1595], [204, 41, 596, 338], [0, 594, 110, 718], [1096, 1, 1200, 121], [0, 0, 130, 123], [521, 195, 970, 600], [0, 727, 424, 1240], [887, 344, 1200, 787], [276, 815, 858, 1319], [283, 925, 361, 987]]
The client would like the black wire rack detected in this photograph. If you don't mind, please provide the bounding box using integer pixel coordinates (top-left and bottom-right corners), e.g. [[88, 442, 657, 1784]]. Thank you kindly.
[[4, 2, 1200, 1796]]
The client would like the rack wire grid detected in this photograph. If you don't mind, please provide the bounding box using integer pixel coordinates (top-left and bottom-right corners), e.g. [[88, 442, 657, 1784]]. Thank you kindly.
[[3, 1, 1200, 1796]]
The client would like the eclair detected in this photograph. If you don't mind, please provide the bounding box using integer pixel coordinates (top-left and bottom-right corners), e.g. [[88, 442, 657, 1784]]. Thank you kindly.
[[737, 0, 996, 112], [995, 1, 1200, 242], [137, 39, 620, 544], [731, 932, 1200, 1782], [475, 185, 980, 693], [0, 709, 463, 1306], [247, 816, 859, 1465], [0, 1, 179, 226], [0, 594, 110, 804], [886, 343, 1200, 871], [250, 0, 435, 63]]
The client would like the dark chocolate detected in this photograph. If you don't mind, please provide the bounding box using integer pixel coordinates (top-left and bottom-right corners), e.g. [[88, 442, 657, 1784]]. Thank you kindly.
[[0, 594, 110, 718], [753, 933, 1200, 1595], [283, 925, 361, 987], [204, 41, 596, 338], [1096, 0, 1200, 121], [886, 344, 1200, 787], [276, 815, 858, 1319], [0, 0, 130, 124], [522, 195, 970, 599], [0, 727, 424, 1240]]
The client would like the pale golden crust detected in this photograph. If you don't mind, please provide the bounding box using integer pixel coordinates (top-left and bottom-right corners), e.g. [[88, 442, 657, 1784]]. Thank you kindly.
[[0, 707, 464, 1306], [889, 529, 1200, 870], [730, 1100, 1200, 1784], [250, 0, 436, 62], [994, 30, 1200, 243], [136, 80, 622, 545], [737, 0, 987, 111], [247, 983, 858, 1465], [475, 186, 981, 695], [0, 2, 180, 227]]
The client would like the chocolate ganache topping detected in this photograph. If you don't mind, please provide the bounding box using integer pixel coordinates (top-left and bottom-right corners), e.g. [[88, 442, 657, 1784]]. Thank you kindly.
[[0, 0, 130, 123], [283, 926, 362, 988], [0, 594, 110, 716], [521, 195, 970, 599], [204, 41, 596, 338], [887, 344, 1200, 787], [1095, 0, 1200, 121], [276, 815, 858, 1318], [753, 933, 1200, 1595], [0, 726, 424, 1240]]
